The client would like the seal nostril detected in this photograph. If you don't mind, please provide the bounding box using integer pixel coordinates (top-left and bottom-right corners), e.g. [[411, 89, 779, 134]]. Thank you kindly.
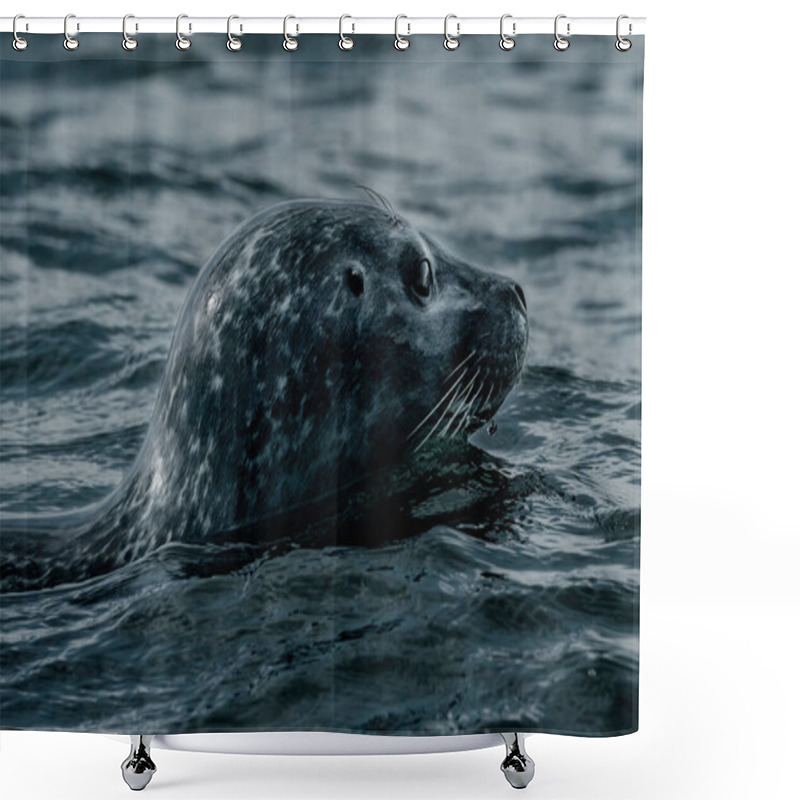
[[513, 282, 527, 311]]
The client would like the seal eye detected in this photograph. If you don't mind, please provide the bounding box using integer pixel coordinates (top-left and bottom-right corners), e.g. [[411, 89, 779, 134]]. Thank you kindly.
[[412, 258, 433, 299], [346, 267, 364, 297]]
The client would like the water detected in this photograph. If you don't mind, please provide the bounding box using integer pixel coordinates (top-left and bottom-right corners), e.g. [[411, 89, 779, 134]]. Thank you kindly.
[[0, 35, 642, 735]]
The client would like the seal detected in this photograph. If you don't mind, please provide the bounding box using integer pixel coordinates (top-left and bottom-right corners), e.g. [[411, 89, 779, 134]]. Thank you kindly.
[[1, 197, 528, 592]]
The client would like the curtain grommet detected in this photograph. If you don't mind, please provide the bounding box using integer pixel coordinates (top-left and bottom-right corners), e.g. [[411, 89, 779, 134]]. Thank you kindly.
[[499, 14, 516, 51], [554, 14, 570, 51], [122, 14, 138, 51], [283, 15, 299, 51], [227, 15, 243, 52], [176, 14, 191, 51], [615, 15, 632, 51], [443, 14, 460, 51], [63, 14, 79, 51], [394, 15, 410, 50], [339, 14, 355, 51], [12, 14, 29, 51]]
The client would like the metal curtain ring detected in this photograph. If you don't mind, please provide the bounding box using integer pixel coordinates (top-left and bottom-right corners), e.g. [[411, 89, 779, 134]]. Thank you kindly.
[[615, 14, 632, 51], [63, 13, 79, 51], [339, 14, 354, 50], [227, 15, 242, 51], [122, 14, 138, 51], [553, 14, 570, 51], [12, 14, 28, 51], [283, 15, 299, 51], [394, 15, 410, 50], [499, 14, 515, 50], [175, 14, 191, 50], [443, 14, 460, 51]]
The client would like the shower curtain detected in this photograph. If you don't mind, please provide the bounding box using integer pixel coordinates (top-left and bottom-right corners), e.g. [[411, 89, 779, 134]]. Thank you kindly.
[[0, 32, 642, 739]]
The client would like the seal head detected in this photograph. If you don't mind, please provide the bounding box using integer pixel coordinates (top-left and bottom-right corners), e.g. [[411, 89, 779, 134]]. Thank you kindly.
[[134, 199, 528, 535]]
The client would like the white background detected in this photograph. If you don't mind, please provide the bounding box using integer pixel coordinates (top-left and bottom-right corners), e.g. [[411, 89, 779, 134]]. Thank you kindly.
[[2, 1, 799, 798]]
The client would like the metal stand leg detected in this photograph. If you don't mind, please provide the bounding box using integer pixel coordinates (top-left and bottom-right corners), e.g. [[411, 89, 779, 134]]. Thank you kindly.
[[121, 735, 157, 791], [500, 732, 535, 789]]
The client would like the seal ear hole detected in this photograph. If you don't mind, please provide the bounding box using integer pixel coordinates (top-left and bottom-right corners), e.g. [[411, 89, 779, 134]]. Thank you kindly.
[[346, 267, 365, 297]]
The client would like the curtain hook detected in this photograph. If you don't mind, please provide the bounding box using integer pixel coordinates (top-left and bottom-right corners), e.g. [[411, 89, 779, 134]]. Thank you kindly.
[[394, 15, 410, 51], [122, 15, 138, 51], [553, 14, 570, 51], [227, 15, 242, 51], [339, 14, 354, 51], [443, 14, 460, 51], [615, 14, 632, 51], [283, 15, 299, 51], [63, 13, 79, 51], [499, 14, 516, 51], [12, 14, 28, 51], [176, 14, 191, 50]]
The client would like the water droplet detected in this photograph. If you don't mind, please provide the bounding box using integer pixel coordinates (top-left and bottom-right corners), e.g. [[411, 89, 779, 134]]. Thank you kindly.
[[487, 419, 497, 436]]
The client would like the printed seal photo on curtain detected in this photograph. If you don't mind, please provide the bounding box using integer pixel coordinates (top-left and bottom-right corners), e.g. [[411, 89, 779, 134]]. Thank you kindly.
[[0, 16, 643, 793]]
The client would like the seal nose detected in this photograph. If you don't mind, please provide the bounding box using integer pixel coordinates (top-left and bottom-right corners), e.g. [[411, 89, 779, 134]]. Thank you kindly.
[[512, 282, 527, 312]]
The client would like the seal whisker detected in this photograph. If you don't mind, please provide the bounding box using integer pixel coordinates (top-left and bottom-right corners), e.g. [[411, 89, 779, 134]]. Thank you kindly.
[[435, 398, 469, 441], [463, 379, 487, 426], [460, 382, 487, 433], [443, 351, 476, 384], [406, 369, 468, 441], [440, 400, 470, 439], [453, 377, 486, 437], [452, 370, 480, 412], [429, 379, 472, 434], [410, 376, 467, 447], [438, 373, 480, 439], [413, 376, 474, 451], [356, 185, 400, 223], [452, 408, 475, 437]]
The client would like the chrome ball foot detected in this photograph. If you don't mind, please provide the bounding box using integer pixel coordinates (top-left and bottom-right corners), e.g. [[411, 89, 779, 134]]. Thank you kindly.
[[500, 733, 535, 790], [121, 735, 157, 791]]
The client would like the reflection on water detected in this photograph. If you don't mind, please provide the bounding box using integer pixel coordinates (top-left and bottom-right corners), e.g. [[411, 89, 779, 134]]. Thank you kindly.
[[0, 35, 642, 734]]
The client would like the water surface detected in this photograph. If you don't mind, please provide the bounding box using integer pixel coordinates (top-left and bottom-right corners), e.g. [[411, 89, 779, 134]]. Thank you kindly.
[[0, 35, 642, 735]]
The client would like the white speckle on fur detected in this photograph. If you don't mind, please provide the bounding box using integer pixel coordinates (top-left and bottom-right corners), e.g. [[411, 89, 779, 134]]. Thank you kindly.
[[151, 456, 165, 494], [277, 295, 292, 315]]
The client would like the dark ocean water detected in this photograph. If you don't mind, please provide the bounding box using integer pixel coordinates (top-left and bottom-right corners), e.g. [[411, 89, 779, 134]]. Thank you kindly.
[[0, 35, 641, 735]]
